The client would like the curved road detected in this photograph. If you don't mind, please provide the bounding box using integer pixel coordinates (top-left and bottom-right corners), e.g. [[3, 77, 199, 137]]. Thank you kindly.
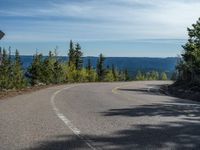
[[0, 81, 200, 150]]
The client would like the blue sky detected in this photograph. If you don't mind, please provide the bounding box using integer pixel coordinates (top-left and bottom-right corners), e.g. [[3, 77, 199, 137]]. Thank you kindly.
[[0, 0, 200, 57]]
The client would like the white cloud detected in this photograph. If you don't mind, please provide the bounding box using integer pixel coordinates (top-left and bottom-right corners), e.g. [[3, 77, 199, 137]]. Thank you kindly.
[[1, 0, 200, 41]]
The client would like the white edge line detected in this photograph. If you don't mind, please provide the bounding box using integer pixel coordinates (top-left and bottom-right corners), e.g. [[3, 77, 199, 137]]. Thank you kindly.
[[50, 85, 96, 150]]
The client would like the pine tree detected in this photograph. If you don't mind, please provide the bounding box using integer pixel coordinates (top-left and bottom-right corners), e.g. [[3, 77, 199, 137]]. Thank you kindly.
[[97, 54, 106, 81], [53, 50, 65, 84], [0, 49, 7, 90], [67, 41, 84, 82], [160, 72, 168, 80], [7, 47, 14, 89], [12, 50, 26, 89], [88, 69, 97, 82], [68, 40, 75, 66], [0, 47, 2, 66], [117, 70, 125, 81], [171, 71, 178, 81], [104, 70, 115, 82], [53, 60, 64, 84], [42, 51, 54, 84], [0, 49, 10, 89], [135, 71, 145, 81], [177, 18, 200, 84], [111, 64, 117, 81], [27, 53, 44, 85], [150, 71, 159, 80], [86, 58, 97, 82], [74, 43, 83, 70], [124, 69, 130, 81], [66, 63, 78, 83]]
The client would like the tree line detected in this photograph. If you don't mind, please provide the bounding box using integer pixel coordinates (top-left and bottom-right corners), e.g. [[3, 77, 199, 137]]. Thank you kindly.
[[0, 40, 172, 91], [0, 41, 130, 91], [135, 70, 168, 81], [0, 47, 26, 90]]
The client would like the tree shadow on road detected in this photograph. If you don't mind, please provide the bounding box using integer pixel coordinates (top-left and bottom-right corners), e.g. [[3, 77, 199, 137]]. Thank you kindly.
[[24, 121, 200, 150], [24, 99, 200, 149], [23, 89, 200, 149], [102, 102, 200, 118]]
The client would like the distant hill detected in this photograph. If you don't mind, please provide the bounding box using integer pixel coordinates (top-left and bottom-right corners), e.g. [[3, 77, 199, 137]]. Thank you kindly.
[[20, 56, 178, 78]]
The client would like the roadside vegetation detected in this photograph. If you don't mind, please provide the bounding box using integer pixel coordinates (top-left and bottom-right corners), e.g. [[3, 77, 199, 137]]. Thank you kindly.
[[175, 18, 200, 89], [0, 40, 131, 92], [0, 40, 171, 94], [169, 18, 200, 100], [0, 48, 27, 90], [135, 71, 168, 81]]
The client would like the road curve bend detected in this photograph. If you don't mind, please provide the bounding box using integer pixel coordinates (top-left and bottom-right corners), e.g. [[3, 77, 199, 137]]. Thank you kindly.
[[0, 81, 200, 150]]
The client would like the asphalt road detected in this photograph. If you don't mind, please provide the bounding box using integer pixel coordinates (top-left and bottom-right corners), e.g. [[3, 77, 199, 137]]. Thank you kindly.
[[0, 81, 200, 150]]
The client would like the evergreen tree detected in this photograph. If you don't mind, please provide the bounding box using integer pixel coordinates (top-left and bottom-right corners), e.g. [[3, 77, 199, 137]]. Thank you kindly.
[[171, 71, 178, 81], [42, 51, 54, 84], [118, 70, 126, 81], [124, 69, 130, 81], [160, 72, 168, 80], [104, 70, 115, 82], [0, 49, 9, 89], [149, 71, 159, 80], [96, 54, 106, 81], [177, 18, 200, 84], [27, 53, 44, 85], [88, 69, 97, 82], [118, 70, 122, 81], [77, 68, 88, 82], [68, 40, 75, 66], [53, 50, 65, 84], [74, 43, 83, 70], [12, 50, 26, 89], [66, 63, 78, 83], [67, 41, 84, 82], [53, 60, 65, 84], [7, 47, 13, 89], [135, 71, 145, 81], [0, 47, 2, 66], [111, 64, 117, 81], [86, 58, 97, 82]]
